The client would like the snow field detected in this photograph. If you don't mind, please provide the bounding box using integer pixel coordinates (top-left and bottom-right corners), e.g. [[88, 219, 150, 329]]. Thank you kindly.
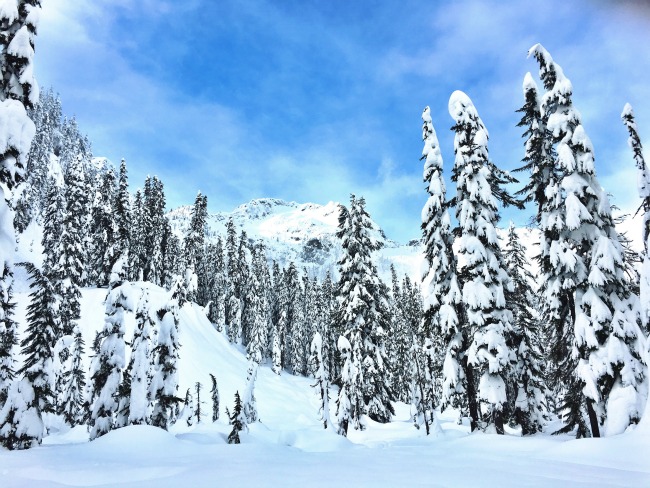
[[2, 286, 650, 486]]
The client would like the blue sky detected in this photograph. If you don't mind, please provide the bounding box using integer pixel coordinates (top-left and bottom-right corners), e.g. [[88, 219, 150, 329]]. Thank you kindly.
[[37, 0, 650, 243]]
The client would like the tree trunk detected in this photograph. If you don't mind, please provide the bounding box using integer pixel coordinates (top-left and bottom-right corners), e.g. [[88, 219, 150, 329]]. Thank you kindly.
[[586, 399, 601, 438], [494, 408, 504, 435], [463, 355, 479, 432]]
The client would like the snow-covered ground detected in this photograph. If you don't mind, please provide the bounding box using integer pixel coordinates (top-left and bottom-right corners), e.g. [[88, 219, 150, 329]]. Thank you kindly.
[[1, 287, 649, 487]]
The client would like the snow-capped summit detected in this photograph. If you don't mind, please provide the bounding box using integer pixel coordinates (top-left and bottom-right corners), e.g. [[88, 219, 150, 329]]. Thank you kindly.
[[167, 198, 423, 282]]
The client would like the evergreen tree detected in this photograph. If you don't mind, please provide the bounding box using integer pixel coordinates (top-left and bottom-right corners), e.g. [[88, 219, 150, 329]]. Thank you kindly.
[[209, 373, 220, 422], [115, 159, 131, 257], [335, 336, 354, 436], [242, 360, 258, 424], [150, 277, 183, 430], [178, 388, 194, 427], [227, 391, 245, 444], [87, 167, 117, 287], [530, 44, 645, 437], [0, 378, 42, 450], [184, 191, 207, 302], [237, 231, 251, 344], [58, 154, 86, 337], [247, 246, 270, 366], [449, 91, 519, 434], [0, 261, 55, 447], [126, 288, 155, 426], [130, 189, 146, 281], [334, 196, 394, 427], [420, 106, 461, 417], [309, 332, 331, 429], [621, 103, 650, 333], [0, 0, 41, 413], [89, 255, 130, 440], [282, 262, 301, 372], [59, 325, 85, 426], [194, 382, 204, 424], [503, 223, 547, 434], [143, 176, 167, 285], [271, 310, 285, 375]]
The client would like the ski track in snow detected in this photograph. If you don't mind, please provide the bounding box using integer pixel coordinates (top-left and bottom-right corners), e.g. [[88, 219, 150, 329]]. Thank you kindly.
[[1, 287, 649, 487]]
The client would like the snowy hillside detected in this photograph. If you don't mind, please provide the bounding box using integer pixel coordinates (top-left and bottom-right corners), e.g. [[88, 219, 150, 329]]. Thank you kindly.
[[3, 285, 650, 487], [167, 198, 424, 282]]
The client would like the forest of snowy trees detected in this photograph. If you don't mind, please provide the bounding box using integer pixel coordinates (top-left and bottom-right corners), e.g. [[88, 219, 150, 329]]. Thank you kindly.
[[1, 1, 649, 452]]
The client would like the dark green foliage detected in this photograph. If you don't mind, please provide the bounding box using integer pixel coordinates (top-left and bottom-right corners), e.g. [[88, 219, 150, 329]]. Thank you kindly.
[[228, 391, 244, 444]]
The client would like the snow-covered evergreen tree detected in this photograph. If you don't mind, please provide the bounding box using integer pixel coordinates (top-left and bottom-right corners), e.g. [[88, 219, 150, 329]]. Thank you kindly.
[[227, 391, 245, 444], [126, 288, 155, 426], [621, 103, 650, 333], [209, 373, 220, 421], [242, 360, 258, 424], [530, 44, 645, 437], [449, 90, 518, 434], [246, 245, 270, 366], [58, 154, 86, 336], [89, 255, 130, 440], [334, 196, 394, 426], [150, 277, 182, 430], [59, 325, 85, 426], [184, 191, 207, 302], [0, 261, 53, 448], [309, 332, 331, 429], [87, 167, 117, 287], [419, 106, 462, 419], [114, 159, 131, 258], [0, 378, 42, 450], [503, 223, 547, 434], [0, 0, 40, 413], [178, 388, 194, 427], [194, 382, 204, 424], [271, 310, 285, 375], [335, 335, 354, 436], [143, 176, 166, 285]]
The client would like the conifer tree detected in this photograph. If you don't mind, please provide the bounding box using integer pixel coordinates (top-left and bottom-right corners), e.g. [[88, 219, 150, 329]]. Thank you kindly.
[[247, 246, 270, 366], [89, 255, 130, 440], [309, 332, 331, 429], [143, 176, 167, 285], [503, 223, 547, 434], [227, 391, 245, 444], [0, 0, 41, 413], [58, 154, 86, 337], [115, 159, 131, 257], [178, 388, 194, 427], [194, 382, 204, 424], [130, 189, 145, 281], [271, 310, 285, 375], [184, 191, 208, 302], [529, 44, 645, 437], [0, 261, 54, 447], [242, 360, 258, 424], [419, 106, 462, 417], [621, 103, 650, 333], [335, 336, 354, 436], [334, 196, 394, 426], [88, 167, 117, 287], [209, 373, 220, 421], [150, 277, 183, 430], [449, 91, 518, 434], [59, 325, 85, 426], [126, 288, 155, 426]]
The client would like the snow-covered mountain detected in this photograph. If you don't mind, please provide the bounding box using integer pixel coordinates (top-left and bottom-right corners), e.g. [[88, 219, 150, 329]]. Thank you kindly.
[[167, 198, 425, 283]]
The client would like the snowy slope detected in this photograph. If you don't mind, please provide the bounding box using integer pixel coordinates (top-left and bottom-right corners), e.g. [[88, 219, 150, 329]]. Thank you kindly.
[[3, 286, 650, 487]]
